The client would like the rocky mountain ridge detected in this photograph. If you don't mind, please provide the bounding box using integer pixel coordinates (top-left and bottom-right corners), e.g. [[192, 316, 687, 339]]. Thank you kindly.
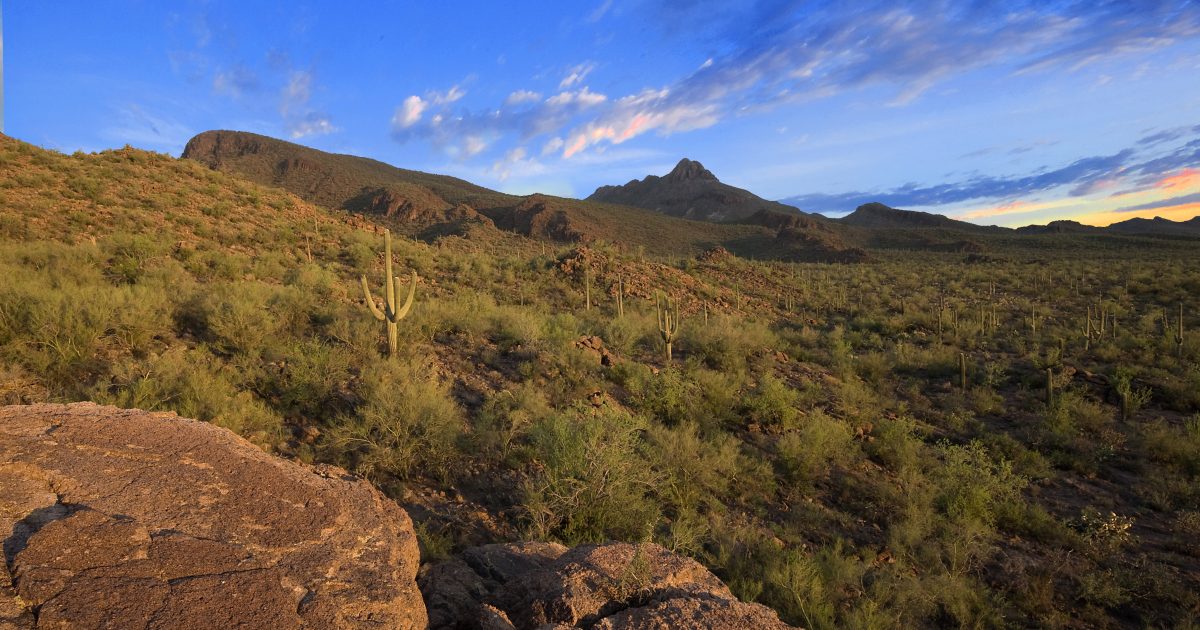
[[587, 158, 807, 222]]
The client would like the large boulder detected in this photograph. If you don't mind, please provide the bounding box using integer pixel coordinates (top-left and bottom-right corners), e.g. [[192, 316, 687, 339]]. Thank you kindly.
[[420, 541, 796, 629], [0, 403, 426, 629]]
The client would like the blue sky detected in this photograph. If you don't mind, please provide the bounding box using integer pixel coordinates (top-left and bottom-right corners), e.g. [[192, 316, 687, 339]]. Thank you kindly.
[[6, 1, 1200, 226]]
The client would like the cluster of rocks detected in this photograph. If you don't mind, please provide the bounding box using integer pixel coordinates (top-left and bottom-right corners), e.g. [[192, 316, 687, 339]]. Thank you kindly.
[[0, 403, 795, 629], [420, 541, 793, 629]]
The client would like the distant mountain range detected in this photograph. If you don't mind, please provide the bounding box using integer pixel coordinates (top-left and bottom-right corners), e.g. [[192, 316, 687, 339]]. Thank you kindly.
[[180, 131, 1200, 261]]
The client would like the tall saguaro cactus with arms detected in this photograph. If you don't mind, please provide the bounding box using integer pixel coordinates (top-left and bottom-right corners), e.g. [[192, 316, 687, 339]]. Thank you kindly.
[[657, 292, 680, 363], [360, 229, 417, 356]]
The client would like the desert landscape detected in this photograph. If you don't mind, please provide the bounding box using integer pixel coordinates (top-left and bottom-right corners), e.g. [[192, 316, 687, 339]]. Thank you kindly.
[[2, 2, 1199, 628]]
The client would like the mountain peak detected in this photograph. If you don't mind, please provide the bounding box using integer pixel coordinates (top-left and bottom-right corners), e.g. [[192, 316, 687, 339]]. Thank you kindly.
[[664, 158, 717, 183]]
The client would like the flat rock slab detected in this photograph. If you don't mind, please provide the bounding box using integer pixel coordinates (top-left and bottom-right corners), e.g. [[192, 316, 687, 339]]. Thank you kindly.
[[0, 402, 426, 629]]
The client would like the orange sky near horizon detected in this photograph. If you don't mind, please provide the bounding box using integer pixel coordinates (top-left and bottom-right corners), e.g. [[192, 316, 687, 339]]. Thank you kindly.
[[949, 168, 1200, 227]]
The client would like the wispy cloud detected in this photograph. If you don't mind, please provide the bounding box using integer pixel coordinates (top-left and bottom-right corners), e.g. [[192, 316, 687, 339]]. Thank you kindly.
[[505, 90, 543, 106], [289, 113, 336, 139], [560, 63, 596, 89], [388, 1, 1200, 164], [212, 64, 258, 98], [280, 71, 312, 116], [102, 105, 195, 152], [1116, 191, 1200, 213], [781, 132, 1200, 213]]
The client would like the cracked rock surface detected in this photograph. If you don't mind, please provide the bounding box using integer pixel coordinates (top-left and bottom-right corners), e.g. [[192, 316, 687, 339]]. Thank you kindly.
[[419, 541, 796, 629], [0, 403, 426, 629]]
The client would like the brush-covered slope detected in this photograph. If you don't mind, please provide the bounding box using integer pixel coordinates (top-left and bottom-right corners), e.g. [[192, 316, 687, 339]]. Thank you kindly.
[[4, 133, 1200, 629], [182, 129, 515, 225], [587, 158, 806, 222]]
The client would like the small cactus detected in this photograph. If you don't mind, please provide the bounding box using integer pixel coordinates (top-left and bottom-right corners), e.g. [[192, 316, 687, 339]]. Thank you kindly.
[[359, 229, 417, 357]]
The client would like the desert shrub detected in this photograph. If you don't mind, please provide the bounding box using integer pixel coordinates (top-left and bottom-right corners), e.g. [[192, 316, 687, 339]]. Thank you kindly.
[[0, 362, 49, 404], [624, 364, 698, 426], [521, 404, 660, 544], [936, 440, 1027, 527], [324, 357, 464, 483], [475, 382, 552, 459], [776, 409, 855, 487], [103, 232, 166, 284], [867, 414, 926, 474], [742, 373, 801, 430], [0, 279, 116, 388], [644, 421, 740, 514], [107, 283, 173, 355], [260, 339, 356, 420], [1142, 416, 1200, 478], [93, 348, 283, 444], [181, 282, 300, 356], [686, 313, 778, 372], [760, 543, 870, 630]]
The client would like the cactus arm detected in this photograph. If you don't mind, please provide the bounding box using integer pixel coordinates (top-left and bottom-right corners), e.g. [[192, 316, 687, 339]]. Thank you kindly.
[[392, 270, 417, 321], [360, 276, 386, 321]]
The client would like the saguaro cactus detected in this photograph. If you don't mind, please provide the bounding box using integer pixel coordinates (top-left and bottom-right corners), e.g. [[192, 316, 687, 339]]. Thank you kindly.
[[360, 229, 417, 356], [1045, 367, 1054, 407], [616, 275, 625, 318], [657, 292, 680, 363], [1177, 302, 1185, 357], [958, 352, 968, 390]]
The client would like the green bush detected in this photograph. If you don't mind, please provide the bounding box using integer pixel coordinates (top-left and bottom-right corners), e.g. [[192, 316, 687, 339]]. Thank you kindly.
[[520, 404, 660, 544], [325, 357, 464, 483]]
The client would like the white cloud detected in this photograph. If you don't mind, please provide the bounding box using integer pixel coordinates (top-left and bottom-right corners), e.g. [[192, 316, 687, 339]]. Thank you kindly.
[[505, 90, 543, 105], [462, 135, 488, 157], [542, 137, 565, 155], [289, 113, 337, 139], [491, 146, 557, 182], [561, 90, 720, 158], [559, 62, 596, 89], [546, 87, 608, 108], [432, 85, 466, 105], [394, 95, 428, 128]]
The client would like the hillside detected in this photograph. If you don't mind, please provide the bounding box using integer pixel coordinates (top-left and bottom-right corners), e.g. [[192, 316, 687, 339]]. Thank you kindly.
[[1105, 215, 1200, 237], [4, 133, 1200, 628], [1015, 220, 1103, 235], [181, 131, 869, 262], [587, 158, 806, 222], [837, 202, 1006, 233], [182, 129, 516, 214]]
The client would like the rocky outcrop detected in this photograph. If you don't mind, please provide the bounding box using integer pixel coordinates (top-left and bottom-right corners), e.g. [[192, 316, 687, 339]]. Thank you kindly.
[[587, 158, 807, 223], [419, 541, 796, 630], [0, 403, 426, 629], [489, 196, 587, 243]]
